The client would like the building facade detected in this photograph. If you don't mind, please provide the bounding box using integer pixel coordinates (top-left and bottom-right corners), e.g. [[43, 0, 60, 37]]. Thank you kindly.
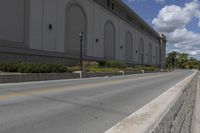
[[0, 0, 166, 67]]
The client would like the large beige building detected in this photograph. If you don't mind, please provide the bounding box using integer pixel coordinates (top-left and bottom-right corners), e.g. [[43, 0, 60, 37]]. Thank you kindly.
[[0, 0, 166, 67]]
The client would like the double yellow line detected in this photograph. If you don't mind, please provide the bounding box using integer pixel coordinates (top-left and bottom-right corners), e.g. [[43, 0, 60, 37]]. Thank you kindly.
[[0, 73, 173, 101]]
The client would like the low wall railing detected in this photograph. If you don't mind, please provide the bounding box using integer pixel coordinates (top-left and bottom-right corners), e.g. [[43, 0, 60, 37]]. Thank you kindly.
[[105, 71, 199, 133]]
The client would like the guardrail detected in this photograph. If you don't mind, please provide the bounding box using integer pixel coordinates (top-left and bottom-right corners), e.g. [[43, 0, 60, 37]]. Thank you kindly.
[[105, 71, 199, 133]]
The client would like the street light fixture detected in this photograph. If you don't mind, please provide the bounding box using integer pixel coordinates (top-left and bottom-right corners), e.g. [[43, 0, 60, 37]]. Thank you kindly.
[[142, 52, 144, 69], [79, 32, 84, 72]]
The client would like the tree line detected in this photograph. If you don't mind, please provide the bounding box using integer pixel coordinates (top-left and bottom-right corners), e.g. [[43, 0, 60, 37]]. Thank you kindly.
[[165, 51, 200, 70]]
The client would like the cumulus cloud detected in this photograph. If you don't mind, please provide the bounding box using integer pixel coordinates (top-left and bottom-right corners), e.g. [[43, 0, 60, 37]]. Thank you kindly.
[[168, 28, 200, 56], [152, 0, 200, 58], [152, 0, 200, 32]]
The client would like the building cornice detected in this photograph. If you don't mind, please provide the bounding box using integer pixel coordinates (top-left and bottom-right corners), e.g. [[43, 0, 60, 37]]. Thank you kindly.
[[116, 0, 160, 37], [93, 0, 165, 42]]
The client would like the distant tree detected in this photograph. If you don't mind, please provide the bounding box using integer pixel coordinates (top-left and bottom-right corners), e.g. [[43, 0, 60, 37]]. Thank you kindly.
[[177, 53, 189, 68], [187, 57, 200, 69], [165, 51, 200, 70], [166, 51, 179, 69]]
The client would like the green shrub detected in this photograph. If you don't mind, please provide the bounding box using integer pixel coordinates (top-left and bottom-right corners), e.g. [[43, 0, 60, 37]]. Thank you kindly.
[[105, 61, 126, 68], [50, 64, 68, 73], [16, 62, 28, 73], [0, 62, 69, 73], [86, 66, 121, 73], [39, 64, 51, 73], [0, 63, 7, 72], [98, 61, 106, 67], [143, 66, 157, 71]]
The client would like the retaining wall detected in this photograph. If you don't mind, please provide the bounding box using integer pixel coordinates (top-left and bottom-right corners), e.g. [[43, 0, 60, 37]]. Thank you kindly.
[[105, 71, 199, 133], [0, 73, 80, 83], [0, 71, 159, 83]]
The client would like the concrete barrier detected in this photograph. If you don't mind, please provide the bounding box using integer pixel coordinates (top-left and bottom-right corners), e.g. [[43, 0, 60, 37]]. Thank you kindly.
[[0, 73, 80, 83], [0, 71, 161, 83], [105, 71, 199, 133], [0, 72, 136, 83], [82, 72, 122, 78], [192, 76, 200, 133]]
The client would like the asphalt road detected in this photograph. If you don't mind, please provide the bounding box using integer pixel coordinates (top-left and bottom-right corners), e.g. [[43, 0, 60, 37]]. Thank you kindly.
[[0, 70, 194, 133]]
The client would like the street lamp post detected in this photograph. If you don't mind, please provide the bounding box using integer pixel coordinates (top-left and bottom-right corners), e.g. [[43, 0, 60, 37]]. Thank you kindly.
[[172, 57, 175, 71], [79, 32, 83, 72], [142, 53, 144, 69]]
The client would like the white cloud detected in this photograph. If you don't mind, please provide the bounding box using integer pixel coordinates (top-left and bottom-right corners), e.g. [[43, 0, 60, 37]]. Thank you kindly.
[[167, 28, 200, 56], [152, 0, 200, 58], [152, 0, 200, 32]]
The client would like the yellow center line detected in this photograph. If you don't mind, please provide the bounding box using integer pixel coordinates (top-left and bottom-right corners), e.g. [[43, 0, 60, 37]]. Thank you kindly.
[[0, 73, 174, 101]]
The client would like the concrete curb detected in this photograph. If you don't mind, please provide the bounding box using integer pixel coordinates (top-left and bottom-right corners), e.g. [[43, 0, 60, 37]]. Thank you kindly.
[[0, 73, 80, 83], [105, 71, 198, 133], [192, 76, 200, 133], [0, 71, 160, 83]]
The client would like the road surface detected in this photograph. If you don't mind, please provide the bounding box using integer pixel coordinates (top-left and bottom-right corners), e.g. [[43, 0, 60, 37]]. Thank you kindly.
[[0, 70, 193, 133]]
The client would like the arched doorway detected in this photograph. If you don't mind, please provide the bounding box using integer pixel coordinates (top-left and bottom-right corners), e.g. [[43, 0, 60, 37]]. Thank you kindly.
[[66, 3, 87, 55], [148, 43, 152, 65], [104, 21, 115, 59], [139, 39, 144, 65], [125, 32, 133, 63]]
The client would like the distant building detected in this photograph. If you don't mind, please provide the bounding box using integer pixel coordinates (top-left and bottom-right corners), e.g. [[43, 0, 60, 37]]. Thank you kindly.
[[0, 0, 166, 67]]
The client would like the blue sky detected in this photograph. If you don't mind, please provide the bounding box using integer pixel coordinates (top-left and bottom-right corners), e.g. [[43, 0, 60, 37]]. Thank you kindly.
[[123, 0, 200, 59]]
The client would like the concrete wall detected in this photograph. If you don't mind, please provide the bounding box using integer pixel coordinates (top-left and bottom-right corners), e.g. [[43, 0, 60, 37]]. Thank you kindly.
[[0, 0, 24, 42], [192, 76, 200, 133], [0, 0, 165, 66], [105, 71, 199, 133], [0, 73, 80, 83], [28, 0, 162, 65], [0, 71, 158, 83]]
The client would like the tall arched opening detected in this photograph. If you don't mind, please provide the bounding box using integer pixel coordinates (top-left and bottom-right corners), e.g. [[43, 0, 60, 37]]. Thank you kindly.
[[125, 32, 133, 63], [104, 21, 116, 59], [65, 2, 87, 55]]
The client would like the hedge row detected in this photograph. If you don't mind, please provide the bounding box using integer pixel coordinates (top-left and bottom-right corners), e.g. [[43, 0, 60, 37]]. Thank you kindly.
[[0, 62, 69, 73], [99, 61, 127, 68], [0, 61, 159, 73]]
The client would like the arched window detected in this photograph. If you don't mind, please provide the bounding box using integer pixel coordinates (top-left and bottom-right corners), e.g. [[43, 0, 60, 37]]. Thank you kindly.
[[65, 2, 87, 55], [125, 32, 133, 63], [104, 21, 116, 59]]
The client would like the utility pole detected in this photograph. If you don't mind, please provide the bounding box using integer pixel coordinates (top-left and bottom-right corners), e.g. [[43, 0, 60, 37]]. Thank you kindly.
[[172, 57, 175, 71], [79, 32, 83, 72], [141, 52, 144, 74]]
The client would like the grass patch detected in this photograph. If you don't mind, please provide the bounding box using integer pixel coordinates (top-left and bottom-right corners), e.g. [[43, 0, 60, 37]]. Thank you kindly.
[[86, 67, 122, 73], [0, 61, 159, 73]]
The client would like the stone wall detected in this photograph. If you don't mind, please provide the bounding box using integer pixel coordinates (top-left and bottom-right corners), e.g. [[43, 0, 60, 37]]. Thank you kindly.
[[191, 76, 200, 133], [0, 73, 80, 83], [152, 72, 197, 133], [0, 71, 150, 83], [105, 71, 199, 133]]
